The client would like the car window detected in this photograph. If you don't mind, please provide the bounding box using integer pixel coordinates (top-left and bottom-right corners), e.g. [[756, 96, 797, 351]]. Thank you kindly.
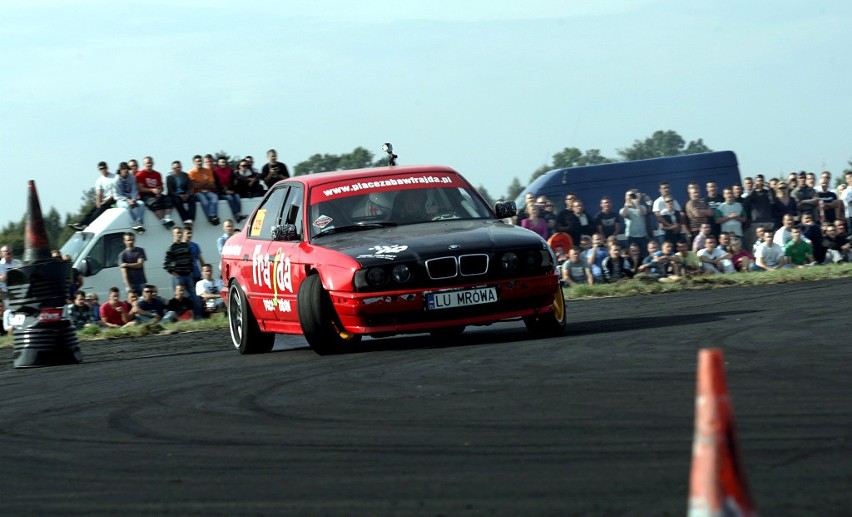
[[248, 186, 290, 240], [282, 185, 304, 239], [87, 233, 124, 271], [307, 172, 494, 238]]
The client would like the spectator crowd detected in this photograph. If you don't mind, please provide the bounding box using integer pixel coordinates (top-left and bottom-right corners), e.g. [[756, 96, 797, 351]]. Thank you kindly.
[[2, 160, 851, 334], [1, 148, 289, 335], [513, 170, 852, 285]]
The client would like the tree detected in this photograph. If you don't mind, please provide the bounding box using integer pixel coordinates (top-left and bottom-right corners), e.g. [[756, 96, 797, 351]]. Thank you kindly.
[[476, 185, 495, 206], [617, 130, 712, 161], [551, 147, 615, 169], [337, 147, 375, 170], [527, 147, 617, 185], [293, 147, 376, 175], [505, 177, 524, 202]]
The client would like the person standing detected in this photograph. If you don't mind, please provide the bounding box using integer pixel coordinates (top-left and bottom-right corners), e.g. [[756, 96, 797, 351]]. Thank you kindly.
[[843, 171, 852, 232], [593, 196, 622, 242], [164, 227, 200, 318], [69, 161, 117, 231], [262, 148, 290, 189], [217, 219, 237, 254], [0, 245, 24, 300], [817, 171, 840, 223], [652, 181, 683, 244], [715, 187, 747, 239], [790, 171, 819, 222], [136, 156, 175, 229], [745, 174, 776, 248], [520, 199, 548, 239], [619, 189, 650, 257], [118, 232, 147, 295], [166, 160, 196, 227], [182, 227, 205, 285], [685, 186, 714, 247]]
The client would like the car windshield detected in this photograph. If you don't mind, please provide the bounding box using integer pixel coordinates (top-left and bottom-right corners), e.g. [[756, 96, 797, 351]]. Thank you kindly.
[[59, 232, 93, 262], [308, 183, 494, 239]]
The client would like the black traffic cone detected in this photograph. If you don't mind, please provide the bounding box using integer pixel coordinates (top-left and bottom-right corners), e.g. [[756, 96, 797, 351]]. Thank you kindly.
[[8, 180, 82, 368]]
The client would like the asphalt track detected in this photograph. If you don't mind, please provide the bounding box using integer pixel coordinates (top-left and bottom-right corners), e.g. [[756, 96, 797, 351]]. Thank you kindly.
[[0, 279, 850, 516]]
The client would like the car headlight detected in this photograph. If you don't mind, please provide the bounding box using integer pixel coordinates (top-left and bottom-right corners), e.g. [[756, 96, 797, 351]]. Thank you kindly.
[[524, 250, 541, 269], [392, 264, 411, 284], [365, 267, 387, 287], [500, 252, 519, 272]]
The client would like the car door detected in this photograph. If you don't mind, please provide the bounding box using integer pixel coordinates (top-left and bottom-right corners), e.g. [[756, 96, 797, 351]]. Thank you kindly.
[[244, 184, 304, 323]]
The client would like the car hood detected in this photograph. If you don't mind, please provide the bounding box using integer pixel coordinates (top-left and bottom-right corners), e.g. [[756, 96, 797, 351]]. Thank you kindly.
[[313, 220, 547, 267]]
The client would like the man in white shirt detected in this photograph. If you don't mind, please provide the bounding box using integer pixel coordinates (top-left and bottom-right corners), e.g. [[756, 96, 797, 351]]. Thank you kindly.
[[195, 263, 225, 314], [652, 181, 682, 244], [697, 236, 735, 274], [773, 214, 811, 247], [0, 245, 24, 299], [755, 232, 789, 270], [843, 171, 852, 234], [69, 161, 117, 231]]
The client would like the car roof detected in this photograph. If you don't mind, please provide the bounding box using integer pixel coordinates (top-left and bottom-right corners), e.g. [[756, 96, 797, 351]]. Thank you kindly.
[[282, 165, 462, 188]]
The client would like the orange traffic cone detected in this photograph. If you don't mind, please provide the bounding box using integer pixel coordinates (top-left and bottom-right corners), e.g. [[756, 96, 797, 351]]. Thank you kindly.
[[688, 348, 757, 517]]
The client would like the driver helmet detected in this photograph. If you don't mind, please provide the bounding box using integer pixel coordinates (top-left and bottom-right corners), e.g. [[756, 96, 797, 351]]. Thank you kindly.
[[364, 192, 395, 217]]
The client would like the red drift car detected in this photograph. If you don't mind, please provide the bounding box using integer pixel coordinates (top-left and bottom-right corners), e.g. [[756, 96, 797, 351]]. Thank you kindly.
[[221, 164, 565, 355]]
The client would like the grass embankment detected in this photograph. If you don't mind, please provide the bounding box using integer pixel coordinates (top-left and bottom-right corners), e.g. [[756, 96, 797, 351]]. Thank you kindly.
[[0, 313, 228, 349], [1, 263, 851, 349], [563, 262, 852, 299]]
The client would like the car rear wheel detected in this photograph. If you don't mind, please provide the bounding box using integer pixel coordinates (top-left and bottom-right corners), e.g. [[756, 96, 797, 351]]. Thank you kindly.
[[524, 285, 567, 337], [297, 274, 362, 355], [228, 281, 275, 354]]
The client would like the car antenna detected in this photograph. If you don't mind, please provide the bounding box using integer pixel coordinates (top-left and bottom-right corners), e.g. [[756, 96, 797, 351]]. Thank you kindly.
[[382, 142, 398, 166]]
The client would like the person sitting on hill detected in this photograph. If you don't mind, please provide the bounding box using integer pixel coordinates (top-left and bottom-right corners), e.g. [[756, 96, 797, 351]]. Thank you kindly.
[[67, 292, 97, 330], [165, 284, 195, 321], [99, 287, 136, 328], [561, 248, 593, 287], [601, 244, 633, 283]]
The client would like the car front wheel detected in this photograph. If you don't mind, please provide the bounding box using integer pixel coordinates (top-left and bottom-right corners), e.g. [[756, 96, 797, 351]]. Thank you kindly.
[[228, 281, 275, 354], [524, 284, 567, 337], [297, 274, 362, 355]]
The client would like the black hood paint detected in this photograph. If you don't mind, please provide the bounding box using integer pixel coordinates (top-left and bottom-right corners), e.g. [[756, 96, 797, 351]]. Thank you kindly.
[[312, 220, 547, 267]]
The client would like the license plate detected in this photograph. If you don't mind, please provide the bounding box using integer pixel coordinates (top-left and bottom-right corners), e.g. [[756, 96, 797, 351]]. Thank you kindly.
[[426, 287, 498, 310]]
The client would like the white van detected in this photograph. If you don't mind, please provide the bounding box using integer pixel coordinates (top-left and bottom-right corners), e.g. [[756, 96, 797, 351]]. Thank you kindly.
[[59, 198, 261, 301]]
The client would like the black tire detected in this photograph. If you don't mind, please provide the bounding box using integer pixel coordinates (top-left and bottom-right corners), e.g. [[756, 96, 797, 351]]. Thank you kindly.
[[429, 326, 466, 341], [524, 285, 567, 337], [297, 274, 362, 355], [228, 281, 275, 354]]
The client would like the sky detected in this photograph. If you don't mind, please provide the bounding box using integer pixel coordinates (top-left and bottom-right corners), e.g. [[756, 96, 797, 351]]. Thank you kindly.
[[1, 0, 850, 229]]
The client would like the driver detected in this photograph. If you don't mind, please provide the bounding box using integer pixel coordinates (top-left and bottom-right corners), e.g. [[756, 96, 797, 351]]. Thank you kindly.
[[397, 189, 436, 223]]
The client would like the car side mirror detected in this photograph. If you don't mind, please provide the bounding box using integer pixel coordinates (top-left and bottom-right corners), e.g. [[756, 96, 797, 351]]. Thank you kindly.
[[495, 201, 517, 219], [270, 224, 298, 242], [79, 257, 101, 276]]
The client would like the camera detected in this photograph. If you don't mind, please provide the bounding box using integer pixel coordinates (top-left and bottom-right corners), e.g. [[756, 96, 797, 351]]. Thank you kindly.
[[629, 192, 637, 200]]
